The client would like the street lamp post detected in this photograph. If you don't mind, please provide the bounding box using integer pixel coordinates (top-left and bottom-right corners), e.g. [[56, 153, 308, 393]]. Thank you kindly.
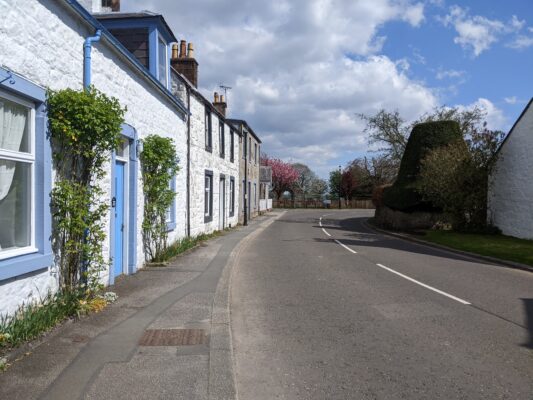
[[338, 165, 342, 210]]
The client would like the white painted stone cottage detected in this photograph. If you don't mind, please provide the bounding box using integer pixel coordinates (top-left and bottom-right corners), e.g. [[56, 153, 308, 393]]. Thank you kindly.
[[0, 0, 244, 317], [488, 99, 533, 240]]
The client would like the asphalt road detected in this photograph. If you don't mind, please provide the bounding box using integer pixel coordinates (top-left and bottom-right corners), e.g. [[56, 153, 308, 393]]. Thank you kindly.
[[231, 209, 533, 400]]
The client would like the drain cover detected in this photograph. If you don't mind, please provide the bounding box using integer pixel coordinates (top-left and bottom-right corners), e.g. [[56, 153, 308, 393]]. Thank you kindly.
[[138, 329, 207, 346]]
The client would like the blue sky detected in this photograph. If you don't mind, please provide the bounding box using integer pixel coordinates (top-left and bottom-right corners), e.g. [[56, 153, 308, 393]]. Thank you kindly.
[[125, 0, 532, 178]]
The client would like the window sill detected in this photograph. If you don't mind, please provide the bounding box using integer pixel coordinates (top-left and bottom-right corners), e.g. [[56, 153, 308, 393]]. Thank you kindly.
[[166, 222, 177, 232], [0, 246, 38, 261], [0, 251, 53, 281]]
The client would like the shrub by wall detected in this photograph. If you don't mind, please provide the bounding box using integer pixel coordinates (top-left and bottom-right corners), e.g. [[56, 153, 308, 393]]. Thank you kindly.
[[383, 120, 462, 212]]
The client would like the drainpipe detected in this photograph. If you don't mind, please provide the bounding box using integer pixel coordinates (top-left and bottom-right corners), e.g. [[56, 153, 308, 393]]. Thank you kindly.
[[243, 127, 248, 226], [83, 30, 102, 89], [186, 88, 191, 237], [80, 29, 101, 287]]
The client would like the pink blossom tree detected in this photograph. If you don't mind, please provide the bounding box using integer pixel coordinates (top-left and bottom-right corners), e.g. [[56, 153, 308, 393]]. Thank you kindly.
[[262, 155, 299, 199]]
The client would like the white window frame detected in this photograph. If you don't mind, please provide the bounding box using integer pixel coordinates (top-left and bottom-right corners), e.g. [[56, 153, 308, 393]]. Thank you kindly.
[[157, 34, 168, 88], [0, 89, 37, 260], [205, 174, 212, 218]]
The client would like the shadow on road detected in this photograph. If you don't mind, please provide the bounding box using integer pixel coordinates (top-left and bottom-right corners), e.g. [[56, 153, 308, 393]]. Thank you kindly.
[[317, 217, 490, 265], [521, 299, 533, 349]]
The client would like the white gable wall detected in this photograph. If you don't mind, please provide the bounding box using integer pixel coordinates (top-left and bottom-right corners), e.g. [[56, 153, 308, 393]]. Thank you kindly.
[[0, 0, 188, 316], [488, 102, 533, 239]]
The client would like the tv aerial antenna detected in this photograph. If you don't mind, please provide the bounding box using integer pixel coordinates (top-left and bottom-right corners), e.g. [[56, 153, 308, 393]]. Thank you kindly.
[[219, 84, 232, 100]]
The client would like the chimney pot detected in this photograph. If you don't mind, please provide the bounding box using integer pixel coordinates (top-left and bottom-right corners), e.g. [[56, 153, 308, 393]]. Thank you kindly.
[[220, 94, 225, 103], [214, 92, 219, 103], [171, 40, 199, 88], [171, 43, 179, 60]]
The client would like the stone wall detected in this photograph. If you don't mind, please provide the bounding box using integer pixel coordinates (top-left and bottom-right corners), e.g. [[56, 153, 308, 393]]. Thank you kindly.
[[188, 94, 240, 237], [488, 102, 533, 239], [374, 205, 443, 231], [0, 0, 188, 316]]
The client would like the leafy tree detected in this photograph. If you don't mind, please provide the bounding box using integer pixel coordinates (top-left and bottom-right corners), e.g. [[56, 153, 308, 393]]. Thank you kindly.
[[262, 155, 299, 199], [140, 135, 180, 261], [340, 169, 358, 200], [48, 87, 125, 293], [329, 169, 341, 199], [418, 128, 504, 231]]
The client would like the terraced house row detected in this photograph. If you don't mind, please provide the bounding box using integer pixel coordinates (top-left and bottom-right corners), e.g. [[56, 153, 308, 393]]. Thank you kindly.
[[0, 0, 268, 317]]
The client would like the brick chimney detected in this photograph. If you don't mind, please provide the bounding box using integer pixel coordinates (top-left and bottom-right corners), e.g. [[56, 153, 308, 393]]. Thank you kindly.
[[171, 40, 199, 88], [213, 92, 227, 117]]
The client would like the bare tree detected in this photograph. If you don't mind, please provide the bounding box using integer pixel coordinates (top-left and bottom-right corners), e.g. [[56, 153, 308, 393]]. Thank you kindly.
[[358, 105, 488, 165], [292, 163, 317, 203]]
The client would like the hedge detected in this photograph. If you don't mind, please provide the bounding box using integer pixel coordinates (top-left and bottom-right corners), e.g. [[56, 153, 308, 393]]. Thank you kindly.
[[383, 120, 462, 212]]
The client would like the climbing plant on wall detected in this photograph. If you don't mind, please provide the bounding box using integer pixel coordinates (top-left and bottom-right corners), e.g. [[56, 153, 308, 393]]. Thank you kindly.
[[48, 87, 125, 293], [140, 135, 180, 262]]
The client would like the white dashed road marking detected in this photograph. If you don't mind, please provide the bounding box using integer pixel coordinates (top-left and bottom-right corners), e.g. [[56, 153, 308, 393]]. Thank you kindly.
[[319, 214, 470, 305]]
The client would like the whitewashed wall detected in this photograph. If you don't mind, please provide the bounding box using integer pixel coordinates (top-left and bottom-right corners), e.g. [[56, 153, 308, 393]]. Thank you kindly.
[[488, 103, 533, 239], [0, 0, 188, 316], [189, 95, 240, 237]]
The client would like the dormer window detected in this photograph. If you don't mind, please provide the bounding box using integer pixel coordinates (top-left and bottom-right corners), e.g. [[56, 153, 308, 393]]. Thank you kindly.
[[157, 35, 168, 87]]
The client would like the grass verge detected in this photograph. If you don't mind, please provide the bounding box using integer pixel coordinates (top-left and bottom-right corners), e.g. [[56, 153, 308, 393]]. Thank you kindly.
[[423, 230, 533, 267], [0, 291, 116, 351], [153, 228, 230, 263]]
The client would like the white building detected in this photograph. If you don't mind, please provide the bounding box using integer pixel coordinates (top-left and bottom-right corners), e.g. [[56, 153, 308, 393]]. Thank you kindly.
[[488, 99, 533, 240], [0, 0, 241, 317], [170, 46, 240, 237]]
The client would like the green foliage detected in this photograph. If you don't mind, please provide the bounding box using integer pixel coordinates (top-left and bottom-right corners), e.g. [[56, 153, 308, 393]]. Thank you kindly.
[[0, 290, 116, 349], [359, 105, 487, 165], [140, 135, 180, 262], [328, 170, 341, 199], [0, 291, 83, 348], [47, 87, 125, 184], [153, 230, 226, 263], [48, 87, 125, 293], [417, 129, 505, 231], [51, 181, 108, 291], [423, 230, 533, 267], [383, 120, 462, 212]]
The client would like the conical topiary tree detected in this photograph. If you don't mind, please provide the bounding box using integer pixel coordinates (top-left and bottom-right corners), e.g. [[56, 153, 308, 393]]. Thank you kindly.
[[383, 120, 464, 212]]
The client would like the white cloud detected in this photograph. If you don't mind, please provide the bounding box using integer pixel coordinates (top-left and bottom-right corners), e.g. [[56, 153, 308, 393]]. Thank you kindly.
[[440, 6, 525, 56], [456, 98, 507, 131], [507, 35, 533, 49], [122, 0, 435, 177], [504, 96, 518, 105], [435, 68, 465, 80]]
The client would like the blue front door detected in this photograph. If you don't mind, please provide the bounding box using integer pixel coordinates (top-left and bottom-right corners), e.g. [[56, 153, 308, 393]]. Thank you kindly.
[[113, 161, 125, 277]]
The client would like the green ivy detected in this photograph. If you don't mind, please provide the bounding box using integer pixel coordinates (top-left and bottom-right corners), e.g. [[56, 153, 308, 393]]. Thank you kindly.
[[47, 87, 125, 293], [140, 135, 180, 262]]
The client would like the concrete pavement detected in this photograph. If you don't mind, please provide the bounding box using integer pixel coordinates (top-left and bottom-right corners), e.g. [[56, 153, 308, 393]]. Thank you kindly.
[[0, 212, 282, 400], [231, 209, 533, 399]]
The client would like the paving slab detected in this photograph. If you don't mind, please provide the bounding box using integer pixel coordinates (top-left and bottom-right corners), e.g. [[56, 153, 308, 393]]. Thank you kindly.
[[0, 213, 281, 400]]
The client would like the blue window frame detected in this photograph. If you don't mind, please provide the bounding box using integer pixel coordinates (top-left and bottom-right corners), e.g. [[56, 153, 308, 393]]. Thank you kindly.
[[0, 67, 52, 281], [157, 34, 168, 88]]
